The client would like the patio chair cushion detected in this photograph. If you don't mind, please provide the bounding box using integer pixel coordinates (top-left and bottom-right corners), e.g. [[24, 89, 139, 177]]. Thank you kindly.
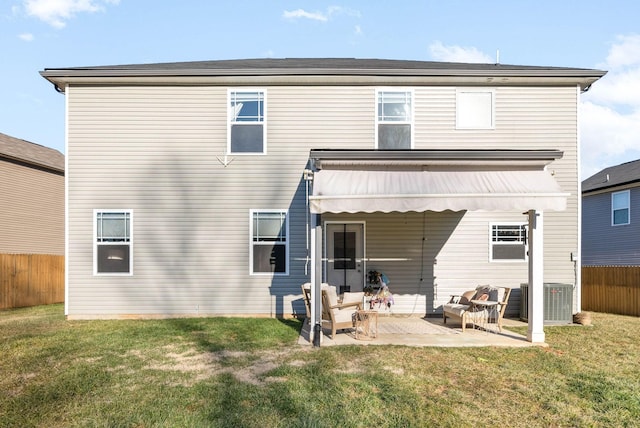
[[333, 308, 356, 323], [443, 303, 470, 318], [342, 291, 365, 306], [324, 284, 339, 307]]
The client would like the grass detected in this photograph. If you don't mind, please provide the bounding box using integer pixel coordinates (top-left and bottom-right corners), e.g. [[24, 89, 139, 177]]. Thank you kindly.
[[2, 305, 640, 427]]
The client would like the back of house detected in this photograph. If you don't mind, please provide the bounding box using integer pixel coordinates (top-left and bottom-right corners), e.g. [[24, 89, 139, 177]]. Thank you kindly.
[[40, 58, 605, 320]]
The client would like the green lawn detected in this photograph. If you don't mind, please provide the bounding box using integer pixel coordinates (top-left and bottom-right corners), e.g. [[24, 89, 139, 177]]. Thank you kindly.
[[1, 304, 639, 427]]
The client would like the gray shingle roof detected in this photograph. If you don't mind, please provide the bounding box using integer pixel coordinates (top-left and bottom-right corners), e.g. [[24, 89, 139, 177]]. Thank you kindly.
[[0, 133, 64, 173], [582, 159, 640, 193], [43, 57, 599, 72], [41, 57, 606, 83]]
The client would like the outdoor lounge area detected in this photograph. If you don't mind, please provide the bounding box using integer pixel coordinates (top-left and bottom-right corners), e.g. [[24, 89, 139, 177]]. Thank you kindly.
[[300, 281, 534, 347], [297, 314, 539, 347]]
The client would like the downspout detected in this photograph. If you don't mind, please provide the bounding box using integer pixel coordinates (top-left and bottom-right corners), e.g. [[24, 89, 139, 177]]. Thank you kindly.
[[64, 84, 70, 317], [304, 168, 313, 275], [575, 84, 582, 313], [311, 213, 322, 347]]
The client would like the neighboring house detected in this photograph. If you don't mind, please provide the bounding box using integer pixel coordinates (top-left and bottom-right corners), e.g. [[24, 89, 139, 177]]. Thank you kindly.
[[0, 132, 64, 255], [40, 58, 605, 343], [582, 159, 640, 265]]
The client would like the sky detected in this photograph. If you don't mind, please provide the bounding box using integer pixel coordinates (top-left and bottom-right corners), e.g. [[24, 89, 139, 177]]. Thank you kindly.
[[2, 1, 640, 180]]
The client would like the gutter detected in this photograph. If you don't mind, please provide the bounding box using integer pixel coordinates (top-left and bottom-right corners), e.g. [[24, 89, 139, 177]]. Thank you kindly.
[[40, 66, 607, 94]]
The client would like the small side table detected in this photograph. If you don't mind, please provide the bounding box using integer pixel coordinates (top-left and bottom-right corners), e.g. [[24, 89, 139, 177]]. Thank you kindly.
[[470, 300, 499, 332], [355, 310, 378, 340]]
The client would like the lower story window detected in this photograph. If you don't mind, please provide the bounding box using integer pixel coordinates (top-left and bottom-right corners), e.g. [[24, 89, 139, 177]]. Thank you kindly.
[[95, 210, 132, 275], [490, 223, 527, 262], [251, 210, 288, 275]]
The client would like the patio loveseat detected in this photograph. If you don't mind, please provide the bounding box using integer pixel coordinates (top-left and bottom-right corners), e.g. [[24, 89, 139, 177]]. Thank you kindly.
[[442, 286, 512, 332]]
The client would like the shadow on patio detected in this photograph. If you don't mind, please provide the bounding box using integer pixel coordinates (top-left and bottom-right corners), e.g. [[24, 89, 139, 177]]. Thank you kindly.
[[298, 315, 544, 348]]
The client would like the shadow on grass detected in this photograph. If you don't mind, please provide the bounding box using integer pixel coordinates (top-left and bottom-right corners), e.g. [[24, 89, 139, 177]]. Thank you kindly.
[[277, 317, 303, 333], [163, 316, 303, 353]]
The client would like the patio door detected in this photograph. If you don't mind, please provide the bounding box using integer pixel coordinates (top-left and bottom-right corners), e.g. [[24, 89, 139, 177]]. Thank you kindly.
[[326, 223, 365, 294]]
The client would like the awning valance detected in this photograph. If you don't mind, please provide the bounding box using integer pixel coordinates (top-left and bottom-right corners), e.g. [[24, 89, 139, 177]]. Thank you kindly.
[[309, 169, 568, 214]]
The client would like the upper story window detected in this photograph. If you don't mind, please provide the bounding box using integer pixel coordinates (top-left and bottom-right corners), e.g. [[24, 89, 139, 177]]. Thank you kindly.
[[612, 190, 630, 226], [376, 90, 413, 149], [456, 89, 495, 129], [228, 90, 266, 154], [95, 210, 132, 275], [490, 223, 527, 262], [250, 210, 288, 275]]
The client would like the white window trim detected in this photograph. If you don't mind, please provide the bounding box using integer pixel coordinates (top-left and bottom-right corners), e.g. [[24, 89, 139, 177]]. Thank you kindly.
[[489, 222, 527, 263], [249, 209, 289, 276], [611, 190, 631, 226], [375, 88, 414, 149], [456, 88, 495, 130], [227, 88, 267, 155], [93, 209, 133, 276]]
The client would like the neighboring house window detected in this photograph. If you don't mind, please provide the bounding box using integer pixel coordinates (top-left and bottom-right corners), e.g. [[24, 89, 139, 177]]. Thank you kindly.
[[95, 210, 132, 275], [376, 89, 413, 149], [490, 223, 527, 262], [250, 210, 288, 275], [228, 89, 266, 154], [612, 190, 630, 225], [456, 89, 495, 129]]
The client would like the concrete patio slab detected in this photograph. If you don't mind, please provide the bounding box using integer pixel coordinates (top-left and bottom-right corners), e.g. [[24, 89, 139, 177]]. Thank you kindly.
[[298, 316, 546, 348]]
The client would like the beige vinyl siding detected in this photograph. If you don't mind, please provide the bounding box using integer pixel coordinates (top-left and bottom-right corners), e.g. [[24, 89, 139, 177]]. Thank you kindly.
[[66, 84, 580, 317], [0, 160, 64, 255], [66, 85, 376, 317]]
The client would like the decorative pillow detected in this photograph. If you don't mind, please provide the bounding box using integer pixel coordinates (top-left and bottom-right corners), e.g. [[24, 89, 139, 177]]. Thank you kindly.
[[459, 290, 477, 305], [473, 286, 491, 301]]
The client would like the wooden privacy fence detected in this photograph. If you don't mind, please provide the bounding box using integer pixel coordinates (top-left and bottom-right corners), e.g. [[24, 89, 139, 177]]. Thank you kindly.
[[0, 254, 64, 310], [582, 266, 640, 316]]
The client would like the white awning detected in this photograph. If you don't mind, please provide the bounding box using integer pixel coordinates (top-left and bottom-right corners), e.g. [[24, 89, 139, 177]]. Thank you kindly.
[[309, 169, 568, 214]]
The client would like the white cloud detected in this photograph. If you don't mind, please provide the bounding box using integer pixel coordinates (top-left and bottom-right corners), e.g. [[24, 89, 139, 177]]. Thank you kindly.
[[328, 6, 361, 18], [587, 34, 640, 109], [428, 41, 493, 63], [283, 8, 328, 22], [18, 32, 34, 41], [283, 6, 360, 22], [581, 101, 640, 176], [603, 34, 640, 68], [585, 67, 640, 108], [354, 25, 362, 36], [23, 0, 120, 29], [580, 33, 640, 178]]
